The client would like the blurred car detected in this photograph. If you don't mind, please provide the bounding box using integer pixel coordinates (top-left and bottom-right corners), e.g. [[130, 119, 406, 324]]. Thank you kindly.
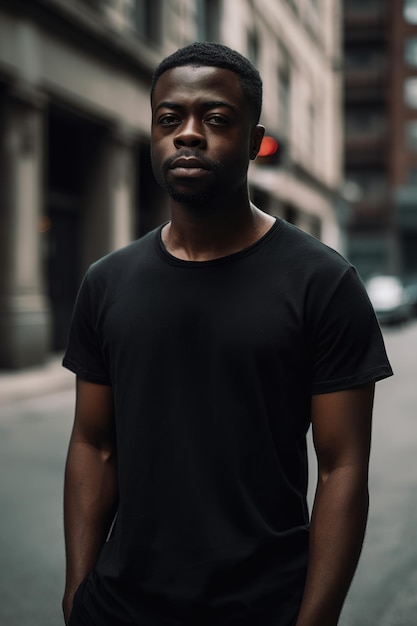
[[365, 275, 413, 325]]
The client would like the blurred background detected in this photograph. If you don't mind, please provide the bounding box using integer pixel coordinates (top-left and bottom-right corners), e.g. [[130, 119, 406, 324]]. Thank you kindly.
[[0, 1, 416, 625]]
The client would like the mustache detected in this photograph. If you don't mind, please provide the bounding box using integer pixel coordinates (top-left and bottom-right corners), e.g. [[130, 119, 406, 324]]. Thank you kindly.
[[163, 150, 221, 173]]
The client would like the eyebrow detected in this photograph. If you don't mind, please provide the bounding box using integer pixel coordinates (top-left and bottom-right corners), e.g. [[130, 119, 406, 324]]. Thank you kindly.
[[154, 100, 238, 114]]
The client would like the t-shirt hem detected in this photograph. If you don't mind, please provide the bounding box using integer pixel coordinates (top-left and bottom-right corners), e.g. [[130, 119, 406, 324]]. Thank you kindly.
[[62, 355, 111, 385], [312, 365, 393, 395]]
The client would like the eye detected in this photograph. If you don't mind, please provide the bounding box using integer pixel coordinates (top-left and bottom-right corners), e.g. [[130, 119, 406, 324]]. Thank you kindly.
[[158, 114, 181, 127], [205, 114, 229, 126]]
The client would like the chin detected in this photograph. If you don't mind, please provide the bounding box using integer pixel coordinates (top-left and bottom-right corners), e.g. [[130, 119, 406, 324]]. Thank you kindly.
[[168, 187, 216, 207]]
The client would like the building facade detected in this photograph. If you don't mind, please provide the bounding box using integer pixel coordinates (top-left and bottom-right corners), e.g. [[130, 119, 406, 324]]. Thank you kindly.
[[343, 0, 417, 281], [392, 0, 417, 280], [0, 0, 344, 369]]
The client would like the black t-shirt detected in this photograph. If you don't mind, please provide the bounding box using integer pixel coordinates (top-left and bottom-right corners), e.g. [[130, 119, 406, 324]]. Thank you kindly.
[[64, 218, 392, 625]]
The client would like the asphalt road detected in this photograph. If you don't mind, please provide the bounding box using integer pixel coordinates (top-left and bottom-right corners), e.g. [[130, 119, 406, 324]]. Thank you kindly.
[[0, 320, 416, 626]]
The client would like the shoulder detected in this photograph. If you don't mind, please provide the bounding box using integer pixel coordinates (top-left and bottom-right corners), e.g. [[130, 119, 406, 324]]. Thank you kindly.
[[277, 219, 350, 277], [272, 219, 358, 307], [86, 226, 161, 284], [273, 221, 374, 329], [74, 227, 162, 310]]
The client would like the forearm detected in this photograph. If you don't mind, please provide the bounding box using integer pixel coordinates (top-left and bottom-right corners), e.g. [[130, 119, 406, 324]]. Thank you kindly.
[[63, 439, 118, 621], [295, 466, 369, 626]]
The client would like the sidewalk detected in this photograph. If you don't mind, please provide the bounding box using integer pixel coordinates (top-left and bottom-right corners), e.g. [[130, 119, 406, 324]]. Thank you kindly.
[[0, 354, 74, 405]]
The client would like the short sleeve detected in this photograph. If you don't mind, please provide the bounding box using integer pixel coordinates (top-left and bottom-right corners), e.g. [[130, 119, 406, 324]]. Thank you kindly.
[[62, 271, 111, 385], [310, 266, 393, 394]]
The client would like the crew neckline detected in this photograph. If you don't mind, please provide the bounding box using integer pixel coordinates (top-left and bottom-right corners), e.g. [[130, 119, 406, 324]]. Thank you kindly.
[[156, 217, 283, 267]]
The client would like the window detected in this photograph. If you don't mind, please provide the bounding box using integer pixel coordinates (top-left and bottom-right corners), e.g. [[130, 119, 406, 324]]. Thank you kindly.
[[132, 0, 161, 44], [345, 49, 384, 70], [405, 120, 417, 151], [307, 101, 316, 158], [404, 77, 417, 108], [278, 67, 290, 134], [404, 0, 417, 24], [345, 111, 386, 136], [347, 236, 390, 282], [247, 29, 259, 67], [346, 172, 388, 200], [404, 37, 417, 67], [197, 0, 220, 42], [345, 49, 373, 68]]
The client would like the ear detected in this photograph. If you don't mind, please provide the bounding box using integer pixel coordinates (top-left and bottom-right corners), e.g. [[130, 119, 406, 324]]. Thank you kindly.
[[249, 125, 265, 160]]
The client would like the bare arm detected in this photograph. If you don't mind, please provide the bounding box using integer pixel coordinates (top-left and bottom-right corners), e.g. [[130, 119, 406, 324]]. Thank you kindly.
[[62, 378, 118, 624], [295, 382, 375, 626]]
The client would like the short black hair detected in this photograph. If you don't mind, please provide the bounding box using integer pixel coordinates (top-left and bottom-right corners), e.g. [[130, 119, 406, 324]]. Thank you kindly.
[[151, 41, 263, 124]]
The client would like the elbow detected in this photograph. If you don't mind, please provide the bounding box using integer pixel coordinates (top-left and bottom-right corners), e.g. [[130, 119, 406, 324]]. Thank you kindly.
[[317, 463, 370, 509]]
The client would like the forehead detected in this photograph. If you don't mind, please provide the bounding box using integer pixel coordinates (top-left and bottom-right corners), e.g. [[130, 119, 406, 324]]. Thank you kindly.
[[152, 65, 247, 110]]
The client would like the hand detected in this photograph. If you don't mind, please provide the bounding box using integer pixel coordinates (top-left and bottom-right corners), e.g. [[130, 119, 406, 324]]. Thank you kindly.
[[62, 592, 74, 625]]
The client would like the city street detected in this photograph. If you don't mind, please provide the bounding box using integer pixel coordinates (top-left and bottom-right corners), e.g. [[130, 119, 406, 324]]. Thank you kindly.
[[0, 321, 416, 626]]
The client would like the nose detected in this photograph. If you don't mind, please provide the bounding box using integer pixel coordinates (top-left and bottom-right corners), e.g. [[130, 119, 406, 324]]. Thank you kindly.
[[174, 117, 206, 148]]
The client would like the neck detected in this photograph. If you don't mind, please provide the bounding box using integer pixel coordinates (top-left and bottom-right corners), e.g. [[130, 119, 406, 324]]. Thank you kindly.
[[162, 193, 275, 261]]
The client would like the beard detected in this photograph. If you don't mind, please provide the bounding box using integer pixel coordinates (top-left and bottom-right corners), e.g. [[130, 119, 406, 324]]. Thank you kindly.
[[163, 182, 220, 206], [152, 150, 223, 207]]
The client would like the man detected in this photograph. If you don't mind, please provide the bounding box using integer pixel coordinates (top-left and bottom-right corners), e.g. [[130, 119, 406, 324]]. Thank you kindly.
[[62, 42, 393, 626]]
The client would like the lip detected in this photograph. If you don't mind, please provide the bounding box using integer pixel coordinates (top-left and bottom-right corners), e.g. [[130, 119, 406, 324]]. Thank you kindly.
[[169, 157, 211, 179], [169, 157, 209, 170]]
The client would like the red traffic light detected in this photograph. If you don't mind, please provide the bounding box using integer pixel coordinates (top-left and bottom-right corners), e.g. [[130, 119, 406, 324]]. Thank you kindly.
[[258, 136, 279, 157]]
